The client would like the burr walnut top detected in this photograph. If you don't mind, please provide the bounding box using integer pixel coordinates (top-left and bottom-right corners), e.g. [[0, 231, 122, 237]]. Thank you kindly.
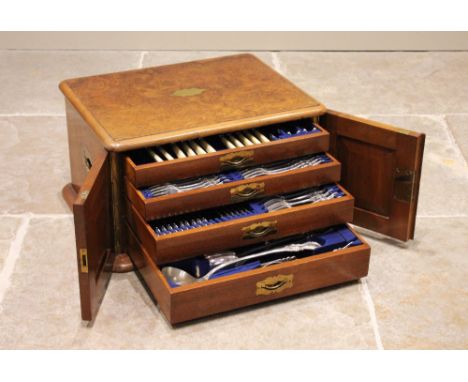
[[60, 54, 326, 151]]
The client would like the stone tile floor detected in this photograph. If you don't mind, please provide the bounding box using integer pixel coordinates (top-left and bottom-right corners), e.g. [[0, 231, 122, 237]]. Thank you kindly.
[[0, 51, 467, 349]]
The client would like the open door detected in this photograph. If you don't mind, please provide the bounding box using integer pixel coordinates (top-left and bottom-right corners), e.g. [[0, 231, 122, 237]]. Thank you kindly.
[[321, 110, 425, 241], [73, 152, 115, 321]]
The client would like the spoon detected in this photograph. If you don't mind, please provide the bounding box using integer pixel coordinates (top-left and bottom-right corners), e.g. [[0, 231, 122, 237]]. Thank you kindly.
[[161, 240, 321, 286]]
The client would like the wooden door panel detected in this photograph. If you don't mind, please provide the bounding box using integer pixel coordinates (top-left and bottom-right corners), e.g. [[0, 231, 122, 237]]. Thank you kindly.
[[73, 152, 114, 321], [321, 110, 425, 241]]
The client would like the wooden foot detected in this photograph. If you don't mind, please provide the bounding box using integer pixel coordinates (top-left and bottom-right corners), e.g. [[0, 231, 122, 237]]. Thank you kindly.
[[112, 253, 135, 273], [62, 183, 78, 211]]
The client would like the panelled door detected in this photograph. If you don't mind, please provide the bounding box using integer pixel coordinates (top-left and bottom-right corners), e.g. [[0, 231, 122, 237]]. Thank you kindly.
[[321, 110, 425, 241], [73, 152, 115, 321]]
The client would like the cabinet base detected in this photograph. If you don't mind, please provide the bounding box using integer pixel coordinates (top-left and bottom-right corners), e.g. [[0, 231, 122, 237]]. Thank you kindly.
[[62, 183, 78, 211], [112, 253, 135, 273]]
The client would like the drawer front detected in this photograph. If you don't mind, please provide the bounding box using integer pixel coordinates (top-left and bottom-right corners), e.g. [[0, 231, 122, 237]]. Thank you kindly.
[[125, 125, 330, 188], [126, 155, 341, 221], [126, 185, 355, 265], [126, 223, 370, 325]]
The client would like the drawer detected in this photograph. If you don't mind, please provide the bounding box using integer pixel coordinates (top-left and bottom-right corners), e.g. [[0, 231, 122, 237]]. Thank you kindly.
[[126, 153, 341, 220], [125, 120, 330, 188], [126, 183, 354, 264], [126, 223, 370, 324]]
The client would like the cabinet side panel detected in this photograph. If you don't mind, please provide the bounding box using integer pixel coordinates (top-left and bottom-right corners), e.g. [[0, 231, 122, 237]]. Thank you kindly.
[[65, 99, 107, 189]]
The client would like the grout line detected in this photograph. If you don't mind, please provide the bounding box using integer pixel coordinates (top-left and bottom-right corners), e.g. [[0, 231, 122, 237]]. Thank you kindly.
[[440, 115, 468, 168], [2, 49, 468, 53], [271, 52, 284, 74], [0, 215, 30, 313], [366, 113, 447, 118], [359, 278, 384, 350], [1, 213, 72, 218], [0, 113, 65, 117], [138, 51, 148, 68], [365, 113, 468, 118], [418, 214, 468, 218]]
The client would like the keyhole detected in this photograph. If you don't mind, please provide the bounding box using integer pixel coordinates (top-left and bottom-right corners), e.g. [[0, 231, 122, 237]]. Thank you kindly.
[[84, 156, 92, 171], [81, 253, 88, 268]]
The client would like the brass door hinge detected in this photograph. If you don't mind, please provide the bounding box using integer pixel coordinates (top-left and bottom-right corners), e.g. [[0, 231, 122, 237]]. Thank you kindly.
[[79, 248, 89, 273], [394, 168, 415, 203]]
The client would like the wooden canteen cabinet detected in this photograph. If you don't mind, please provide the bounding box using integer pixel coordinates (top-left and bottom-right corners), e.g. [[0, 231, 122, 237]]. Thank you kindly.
[[60, 54, 425, 325]]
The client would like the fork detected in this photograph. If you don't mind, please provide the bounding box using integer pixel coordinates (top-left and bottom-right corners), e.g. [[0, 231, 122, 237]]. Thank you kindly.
[[240, 156, 326, 179], [263, 188, 341, 212], [145, 176, 225, 196]]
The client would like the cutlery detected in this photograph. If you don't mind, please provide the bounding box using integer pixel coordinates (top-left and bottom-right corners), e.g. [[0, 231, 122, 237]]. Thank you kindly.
[[146, 148, 164, 162], [189, 141, 206, 155], [142, 154, 329, 198], [227, 134, 245, 148], [199, 138, 216, 153], [236, 132, 254, 146], [182, 142, 197, 156], [252, 129, 270, 143], [246, 132, 261, 144], [221, 135, 236, 149], [162, 241, 321, 285], [171, 143, 187, 159], [158, 147, 174, 160]]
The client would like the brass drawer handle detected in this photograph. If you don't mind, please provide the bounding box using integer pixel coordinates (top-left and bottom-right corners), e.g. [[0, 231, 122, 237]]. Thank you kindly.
[[220, 150, 254, 170], [230, 182, 265, 202], [242, 220, 277, 240], [256, 274, 294, 295]]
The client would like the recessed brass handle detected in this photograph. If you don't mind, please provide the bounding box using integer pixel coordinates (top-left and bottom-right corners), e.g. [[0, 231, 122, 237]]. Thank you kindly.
[[230, 182, 265, 202], [220, 150, 254, 170], [242, 220, 277, 240], [256, 274, 294, 295]]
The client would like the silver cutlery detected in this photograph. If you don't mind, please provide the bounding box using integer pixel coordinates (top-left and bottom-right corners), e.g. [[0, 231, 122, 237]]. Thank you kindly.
[[204, 251, 238, 267], [262, 255, 296, 267], [263, 189, 340, 212], [162, 241, 321, 285], [143, 155, 329, 198]]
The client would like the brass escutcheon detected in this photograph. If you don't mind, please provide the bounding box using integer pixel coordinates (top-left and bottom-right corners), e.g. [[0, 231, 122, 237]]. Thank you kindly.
[[220, 150, 254, 170], [242, 220, 277, 240], [256, 274, 294, 295], [230, 182, 265, 202], [79, 248, 89, 273]]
